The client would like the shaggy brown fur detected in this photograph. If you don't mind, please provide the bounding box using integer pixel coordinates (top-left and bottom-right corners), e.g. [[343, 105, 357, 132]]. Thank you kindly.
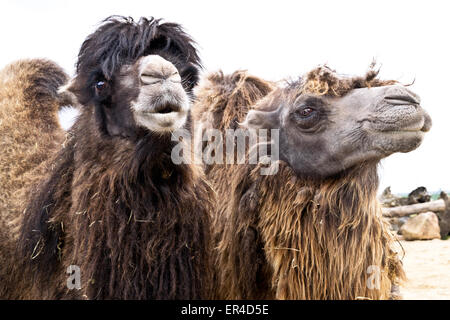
[[0, 59, 67, 220], [300, 64, 397, 97], [1, 17, 214, 300], [193, 67, 405, 300], [0, 59, 68, 298], [192, 71, 274, 252]]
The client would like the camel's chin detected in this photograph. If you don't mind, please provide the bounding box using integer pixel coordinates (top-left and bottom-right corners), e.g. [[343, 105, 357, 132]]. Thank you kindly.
[[135, 111, 187, 133], [376, 130, 425, 154]]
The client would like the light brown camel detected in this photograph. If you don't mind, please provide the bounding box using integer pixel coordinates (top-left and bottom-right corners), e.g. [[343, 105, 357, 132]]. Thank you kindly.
[[193, 66, 432, 300]]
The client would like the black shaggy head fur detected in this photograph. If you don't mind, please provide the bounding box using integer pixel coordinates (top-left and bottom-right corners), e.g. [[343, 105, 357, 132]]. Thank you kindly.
[[65, 16, 201, 140], [72, 16, 201, 102], [15, 16, 214, 300]]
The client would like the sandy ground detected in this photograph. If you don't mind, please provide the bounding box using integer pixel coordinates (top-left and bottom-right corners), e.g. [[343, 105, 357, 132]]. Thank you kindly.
[[398, 239, 450, 300]]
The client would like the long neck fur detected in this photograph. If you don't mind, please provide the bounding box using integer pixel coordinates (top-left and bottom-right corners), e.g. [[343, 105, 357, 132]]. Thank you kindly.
[[257, 162, 403, 299], [219, 161, 404, 300], [17, 109, 214, 299], [68, 112, 213, 299]]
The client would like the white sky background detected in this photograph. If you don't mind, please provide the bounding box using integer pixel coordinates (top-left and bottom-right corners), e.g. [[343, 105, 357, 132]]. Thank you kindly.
[[1, 0, 449, 194]]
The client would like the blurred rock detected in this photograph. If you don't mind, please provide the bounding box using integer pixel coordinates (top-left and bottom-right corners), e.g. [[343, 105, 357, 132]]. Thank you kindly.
[[388, 217, 400, 232], [437, 192, 450, 239], [398, 217, 409, 228], [396, 217, 410, 235], [400, 212, 441, 241], [380, 186, 392, 199], [380, 186, 431, 208], [407, 187, 431, 205], [379, 187, 408, 207], [388, 216, 410, 234]]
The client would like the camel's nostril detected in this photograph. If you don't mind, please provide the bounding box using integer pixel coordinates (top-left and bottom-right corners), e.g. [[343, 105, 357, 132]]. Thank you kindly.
[[384, 95, 420, 105], [139, 55, 180, 86], [384, 87, 421, 105], [141, 74, 163, 85]]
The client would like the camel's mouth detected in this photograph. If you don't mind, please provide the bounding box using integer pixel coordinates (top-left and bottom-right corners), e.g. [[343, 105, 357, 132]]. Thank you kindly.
[[374, 113, 431, 154], [134, 101, 189, 133], [387, 110, 431, 133], [155, 103, 181, 114], [368, 104, 431, 155], [370, 87, 431, 134], [131, 88, 190, 133], [369, 101, 432, 135], [141, 103, 182, 114], [385, 118, 429, 133]]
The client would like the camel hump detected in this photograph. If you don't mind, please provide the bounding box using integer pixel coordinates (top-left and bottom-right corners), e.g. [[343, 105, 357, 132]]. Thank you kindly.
[[193, 70, 275, 130], [0, 59, 69, 114]]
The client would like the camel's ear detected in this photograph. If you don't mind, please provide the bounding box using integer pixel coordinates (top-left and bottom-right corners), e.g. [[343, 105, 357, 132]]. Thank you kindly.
[[57, 78, 83, 109]]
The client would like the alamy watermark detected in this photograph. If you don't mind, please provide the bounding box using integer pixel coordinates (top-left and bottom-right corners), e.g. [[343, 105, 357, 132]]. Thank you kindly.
[[65, 263, 383, 292], [171, 128, 280, 175], [66, 265, 81, 290], [366, 265, 381, 290]]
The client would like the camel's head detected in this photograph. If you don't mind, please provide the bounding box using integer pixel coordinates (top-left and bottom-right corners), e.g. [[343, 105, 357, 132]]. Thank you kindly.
[[244, 66, 432, 178], [60, 16, 200, 138]]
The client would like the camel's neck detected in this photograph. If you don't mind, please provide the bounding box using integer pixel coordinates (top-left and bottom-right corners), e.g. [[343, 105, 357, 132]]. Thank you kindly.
[[63, 127, 213, 299], [254, 162, 400, 299]]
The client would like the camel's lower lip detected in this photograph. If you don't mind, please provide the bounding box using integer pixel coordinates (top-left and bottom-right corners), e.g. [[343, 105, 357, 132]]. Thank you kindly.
[[382, 130, 424, 135], [376, 130, 425, 154], [398, 118, 430, 133], [373, 113, 430, 133], [380, 126, 426, 135], [138, 111, 187, 124], [134, 109, 188, 132]]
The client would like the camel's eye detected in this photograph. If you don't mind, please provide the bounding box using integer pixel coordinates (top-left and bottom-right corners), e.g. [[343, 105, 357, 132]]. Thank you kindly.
[[293, 106, 320, 130], [94, 80, 110, 100], [95, 81, 106, 92], [299, 107, 314, 118]]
